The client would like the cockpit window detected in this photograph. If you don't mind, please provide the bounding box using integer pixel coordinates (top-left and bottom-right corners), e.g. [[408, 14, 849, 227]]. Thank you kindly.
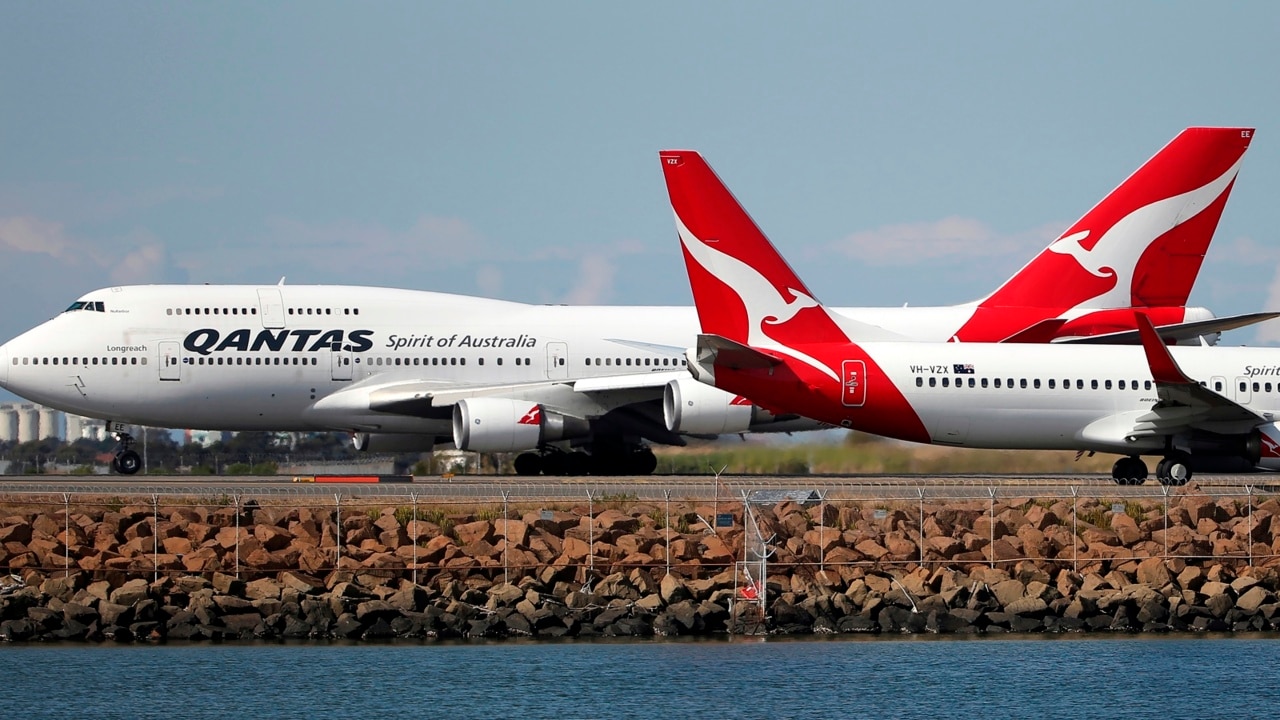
[[64, 301, 106, 312]]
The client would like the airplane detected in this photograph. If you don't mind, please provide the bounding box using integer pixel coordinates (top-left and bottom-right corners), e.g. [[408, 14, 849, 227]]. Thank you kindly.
[[0, 128, 1258, 476], [662, 147, 1280, 485]]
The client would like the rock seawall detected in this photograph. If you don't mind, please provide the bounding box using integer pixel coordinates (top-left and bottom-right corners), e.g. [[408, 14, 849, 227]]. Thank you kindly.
[[0, 489, 1276, 641]]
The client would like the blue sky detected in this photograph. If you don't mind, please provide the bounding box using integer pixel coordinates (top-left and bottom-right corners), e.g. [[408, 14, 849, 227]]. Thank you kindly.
[[2, 1, 1279, 349]]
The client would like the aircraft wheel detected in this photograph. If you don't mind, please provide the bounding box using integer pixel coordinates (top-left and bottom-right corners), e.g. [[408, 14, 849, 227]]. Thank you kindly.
[[541, 452, 568, 477], [632, 447, 658, 475], [513, 452, 542, 476], [1157, 453, 1191, 486], [114, 450, 142, 475], [1111, 456, 1146, 485]]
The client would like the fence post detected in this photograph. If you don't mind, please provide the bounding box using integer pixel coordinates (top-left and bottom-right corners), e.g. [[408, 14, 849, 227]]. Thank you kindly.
[[1247, 485, 1255, 567], [334, 493, 342, 574], [818, 489, 827, 576], [62, 493, 70, 573], [1071, 486, 1079, 574], [501, 490, 510, 586], [151, 494, 159, 582], [987, 486, 996, 569], [233, 493, 241, 579], [664, 489, 671, 578], [411, 493, 418, 586], [1161, 485, 1170, 561], [917, 488, 925, 568], [586, 489, 595, 590]]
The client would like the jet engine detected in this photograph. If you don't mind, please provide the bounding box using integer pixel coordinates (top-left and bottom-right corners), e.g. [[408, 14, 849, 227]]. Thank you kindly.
[[452, 397, 590, 452], [663, 376, 771, 434]]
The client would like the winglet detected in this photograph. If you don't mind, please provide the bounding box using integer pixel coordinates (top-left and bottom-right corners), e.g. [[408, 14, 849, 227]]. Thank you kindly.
[[1136, 311, 1194, 384]]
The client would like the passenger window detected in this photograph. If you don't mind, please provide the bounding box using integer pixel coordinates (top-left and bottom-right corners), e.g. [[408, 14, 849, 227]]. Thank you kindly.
[[941, 377, 949, 387], [1253, 382, 1260, 392], [915, 377, 923, 387], [928, 377, 936, 387], [981, 378, 988, 388], [1105, 380, 1112, 390], [994, 378, 1001, 389], [968, 378, 975, 388], [1020, 379, 1027, 389], [1033, 379, 1040, 389], [1240, 382, 1247, 393]]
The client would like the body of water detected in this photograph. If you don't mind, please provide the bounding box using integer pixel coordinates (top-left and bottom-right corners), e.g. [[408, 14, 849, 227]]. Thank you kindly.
[[8, 635, 1278, 719]]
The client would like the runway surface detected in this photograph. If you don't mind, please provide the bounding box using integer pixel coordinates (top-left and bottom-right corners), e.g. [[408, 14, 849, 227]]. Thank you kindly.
[[0, 473, 1275, 500]]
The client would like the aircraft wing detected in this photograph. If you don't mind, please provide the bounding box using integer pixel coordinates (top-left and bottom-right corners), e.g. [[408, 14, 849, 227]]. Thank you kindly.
[[1055, 311, 1280, 345], [316, 371, 686, 417], [1127, 312, 1268, 438]]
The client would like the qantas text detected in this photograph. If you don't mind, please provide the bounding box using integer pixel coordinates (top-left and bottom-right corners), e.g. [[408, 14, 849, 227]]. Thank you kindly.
[[183, 328, 374, 356]]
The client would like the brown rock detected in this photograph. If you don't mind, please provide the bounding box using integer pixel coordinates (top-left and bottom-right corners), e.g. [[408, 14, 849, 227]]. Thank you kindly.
[[254, 524, 294, 552], [855, 539, 889, 561], [804, 527, 843, 554], [593, 510, 640, 536], [162, 537, 194, 556], [494, 519, 530, 547], [884, 534, 918, 559], [699, 535, 735, 564], [0, 522, 34, 545], [925, 536, 964, 559], [1136, 557, 1172, 588], [453, 520, 493, 546]]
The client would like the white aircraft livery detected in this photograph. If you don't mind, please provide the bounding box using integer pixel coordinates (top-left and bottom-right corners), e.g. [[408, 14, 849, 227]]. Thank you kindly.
[[0, 128, 1261, 475]]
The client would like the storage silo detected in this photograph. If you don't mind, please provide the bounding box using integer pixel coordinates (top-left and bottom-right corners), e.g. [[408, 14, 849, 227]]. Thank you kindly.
[[0, 404, 18, 442], [16, 405, 39, 443], [38, 407, 63, 440]]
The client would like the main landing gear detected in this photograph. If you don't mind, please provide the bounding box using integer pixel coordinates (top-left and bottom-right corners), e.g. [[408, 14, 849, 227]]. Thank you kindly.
[[514, 444, 658, 477], [1110, 453, 1190, 486], [111, 431, 142, 475]]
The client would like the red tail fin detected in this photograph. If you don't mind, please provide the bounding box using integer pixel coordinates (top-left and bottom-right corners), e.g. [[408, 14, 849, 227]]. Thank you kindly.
[[660, 150, 835, 346], [956, 128, 1254, 341]]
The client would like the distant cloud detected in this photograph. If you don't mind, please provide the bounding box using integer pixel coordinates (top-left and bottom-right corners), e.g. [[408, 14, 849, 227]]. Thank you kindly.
[[110, 242, 186, 285], [561, 254, 617, 304], [474, 264, 503, 296], [0, 216, 73, 259], [826, 216, 1062, 265], [183, 214, 490, 283]]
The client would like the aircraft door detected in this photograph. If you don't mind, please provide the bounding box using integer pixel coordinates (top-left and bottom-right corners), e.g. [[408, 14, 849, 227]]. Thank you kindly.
[[159, 341, 181, 382], [546, 342, 568, 380], [1235, 376, 1253, 404], [257, 289, 286, 329], [331, 352, 352, 381]]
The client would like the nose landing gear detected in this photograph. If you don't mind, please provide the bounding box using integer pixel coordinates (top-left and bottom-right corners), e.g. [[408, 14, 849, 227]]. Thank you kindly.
[[111, 431, 142, 475]]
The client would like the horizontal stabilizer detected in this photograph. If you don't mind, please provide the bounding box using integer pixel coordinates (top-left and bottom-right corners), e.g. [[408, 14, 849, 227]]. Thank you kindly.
[[696, 333, 782, 370], [1056, 311, 1280, 345]]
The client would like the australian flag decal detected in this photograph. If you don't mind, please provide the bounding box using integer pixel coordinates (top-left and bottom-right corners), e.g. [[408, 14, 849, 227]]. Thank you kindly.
[[953, 363, 974, 374]]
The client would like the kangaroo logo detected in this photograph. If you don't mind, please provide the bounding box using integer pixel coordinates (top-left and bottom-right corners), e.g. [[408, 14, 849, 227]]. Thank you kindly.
[[517, 406, 542, 426], [675, 213, 837, 382], [1043, 156, 1244, 311]]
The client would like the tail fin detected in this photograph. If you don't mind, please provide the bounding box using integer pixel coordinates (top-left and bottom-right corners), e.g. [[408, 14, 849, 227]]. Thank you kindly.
[[978, 127, 1253, 311], [660, 150, 901, 349], [660, 150, 821, 343]]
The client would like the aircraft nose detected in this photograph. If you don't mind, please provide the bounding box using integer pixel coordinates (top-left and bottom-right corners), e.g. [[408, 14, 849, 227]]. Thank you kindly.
[[0, 343, 8, 388]]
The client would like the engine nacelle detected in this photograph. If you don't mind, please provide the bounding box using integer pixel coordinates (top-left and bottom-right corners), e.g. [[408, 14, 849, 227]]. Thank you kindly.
[[1250, 424, 1280, 470], [664, 377, 764, 434], [452, 398, 589, 452], [351, 433, 440, 453]]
